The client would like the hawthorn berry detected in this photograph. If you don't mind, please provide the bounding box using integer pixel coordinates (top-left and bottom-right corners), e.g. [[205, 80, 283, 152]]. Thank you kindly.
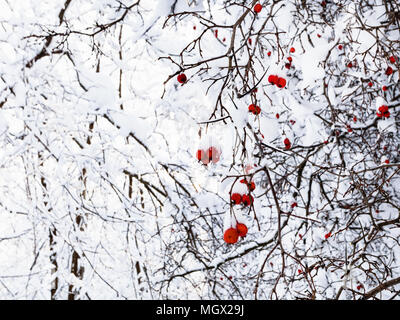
[[291, 202, 297, 208], [242, 194, 253, 206], [248, 38, 252, 45], [177, 73, 187, 83], [193, 26, 196, 30], [389, 56, 396, 64], [338, 44, 343, 50], [208, 146, 221, 163], [224, 228, 239, 244], [248, 181, 256, 191], [284, 138, 291, 149], [196, 149, 204, 161], [276, 77, 286, 88], [385, 66, 393, 75], [268, 74, 278, 85], [276, 113, 280, 119], [236, 223, 248, 237], [285, 63, 291, 69], [368, 81, 373, 87], [254, 3, 262, 13], [324, 232, 331, 239], [384, 159, 390, 164], [317, 34, 321, 38], [382, 85, 388, 91], [214, 29, 218, 37], [267, 51, 271, 57], [231, 193, 242, 205], [248, 104, 261, 115], [353, 116, 357, 122], [347, 62, 353, 68], [287, 57, 293, 62], [289, 47, 295, 53]]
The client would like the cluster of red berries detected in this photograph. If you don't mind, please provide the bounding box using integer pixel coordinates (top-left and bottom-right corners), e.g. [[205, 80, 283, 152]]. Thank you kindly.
[[196, 146, 221, 165], [268, 75, 286, 88], [376, 105, 390, 118], [223, 222, 248, 244], [248, 104, 261, 115], [285, 56, 293, 69], [230, 178, 256, 206], [284, 138, 291, 150], [230, 193, 254, 206]]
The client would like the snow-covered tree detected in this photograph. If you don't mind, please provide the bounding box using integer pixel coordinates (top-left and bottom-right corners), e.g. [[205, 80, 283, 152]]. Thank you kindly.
[[0, 0, 399, 300]]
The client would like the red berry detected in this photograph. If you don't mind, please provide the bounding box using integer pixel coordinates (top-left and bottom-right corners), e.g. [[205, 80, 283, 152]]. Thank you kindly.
[[287, 56, 293, 62], [236, 223, 248, 237], [290, 47, 295, 53], [353, 116, 357, 122], [267, 51, 271, 57], [254, 3, 262, 13], [242, 194, 253, 206], [321, 1, 326, 7], [285, 63, 291, 69], [382, 85, 388, 91], [324, 140, 328, 144], [324, 232, 331, 239], [224, 228, 239, 244], [214, 29, 218, 37], [338, 44, 343, 50], [208, 146, 220, 163], [368, 81, 373, 87], [177, 73, 187, 83], [284, 138, 291, 149], [276, 77, 286, 88], [389, 56, 396, 64], [291, 202, 297, 208], [248, 181, 256, 191], [276, 113, 280, 119], [317, 34, 321, 38], [223, 37, 226, 42], [196, 149, 204, 161], [268, 74, 278, 85], [298, 269, 303, 274], [193, 26, 196, 30], [347, 62, 353, 68], [384, 159, 389, 164], [231, 193, 242, 205], [356, 284, 364, 291], [248, 38, 252, 45], [385, 66, 393, 75]]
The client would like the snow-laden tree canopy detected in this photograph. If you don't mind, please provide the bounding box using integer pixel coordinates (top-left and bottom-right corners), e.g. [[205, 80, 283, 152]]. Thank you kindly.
[[0, 0, 399, 300]]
